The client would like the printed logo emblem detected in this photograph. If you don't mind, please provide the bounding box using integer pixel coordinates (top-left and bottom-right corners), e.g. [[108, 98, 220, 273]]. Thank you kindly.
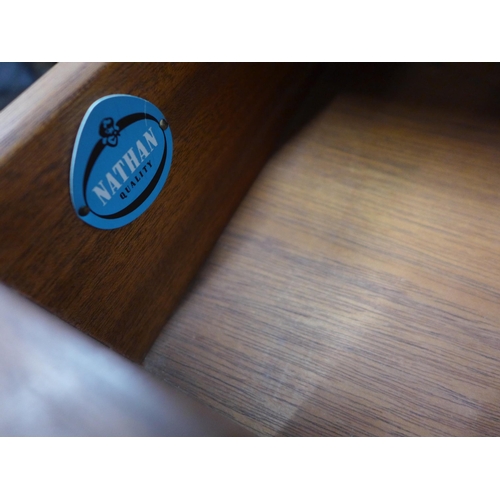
[[70, 94, 173, 229]]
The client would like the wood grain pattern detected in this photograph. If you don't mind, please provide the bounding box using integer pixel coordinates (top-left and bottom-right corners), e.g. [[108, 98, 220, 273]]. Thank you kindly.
[[0, 62, 315, 361], [144, 64, 500, 435], [0, 283, 253, 436]]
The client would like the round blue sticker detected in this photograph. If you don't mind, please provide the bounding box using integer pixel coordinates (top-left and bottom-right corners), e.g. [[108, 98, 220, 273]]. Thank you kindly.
[[70, 94, 173, 230]]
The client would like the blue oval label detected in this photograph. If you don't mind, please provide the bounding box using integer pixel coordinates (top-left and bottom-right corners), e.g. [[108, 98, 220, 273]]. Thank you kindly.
[[70, 94, 173, 229]]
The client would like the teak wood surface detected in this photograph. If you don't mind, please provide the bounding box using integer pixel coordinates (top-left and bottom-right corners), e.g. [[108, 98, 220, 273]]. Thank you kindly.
[[0, 62, 314, 361], [145, 64, 500, 436]]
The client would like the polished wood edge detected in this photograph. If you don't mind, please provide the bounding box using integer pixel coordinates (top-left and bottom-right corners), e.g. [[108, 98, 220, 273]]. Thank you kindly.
[[0, 283, 254, 436]]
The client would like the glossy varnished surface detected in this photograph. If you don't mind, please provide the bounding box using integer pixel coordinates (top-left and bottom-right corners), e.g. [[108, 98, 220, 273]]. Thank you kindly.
[[144, 65, 500, 435], [0, 284, 252, 436]]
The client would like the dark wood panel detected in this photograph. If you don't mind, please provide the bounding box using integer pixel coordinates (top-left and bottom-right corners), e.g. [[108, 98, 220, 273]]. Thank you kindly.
[[144, 64, 500, 436], [0, 62, 315, 361]]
